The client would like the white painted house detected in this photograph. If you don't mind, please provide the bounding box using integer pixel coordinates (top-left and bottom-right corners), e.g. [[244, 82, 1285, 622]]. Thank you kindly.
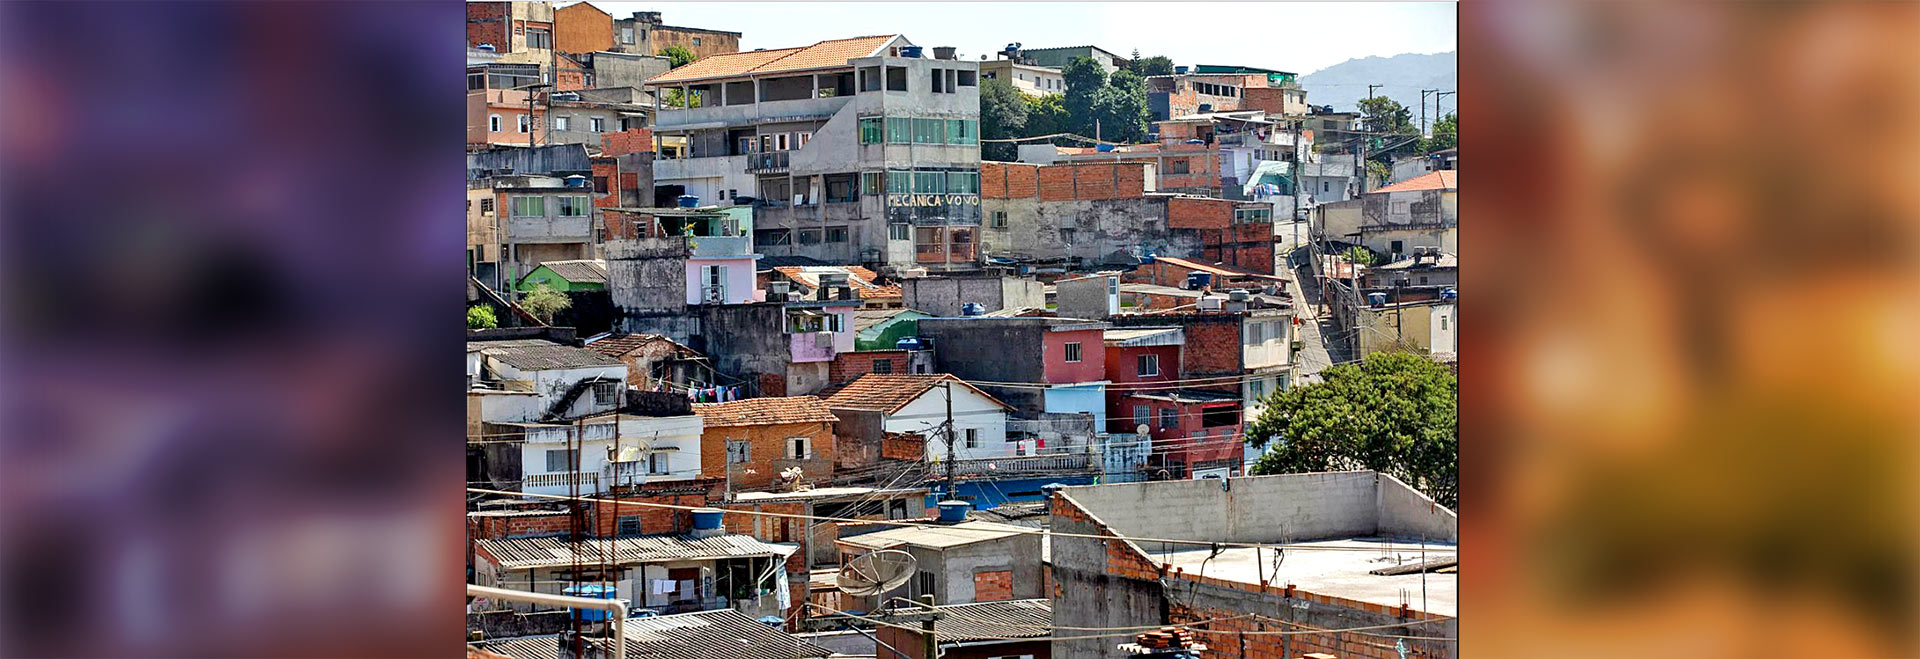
[[824, 373, 1015, 462]]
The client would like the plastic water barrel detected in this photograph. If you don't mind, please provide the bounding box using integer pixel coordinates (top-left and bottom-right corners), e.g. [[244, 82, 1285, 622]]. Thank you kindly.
[[900, 45, 923, 58], [676, 194, 699, 208], [1367, 292, 1388, 307]]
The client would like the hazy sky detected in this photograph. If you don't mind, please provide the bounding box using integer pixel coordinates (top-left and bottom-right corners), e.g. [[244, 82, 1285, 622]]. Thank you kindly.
[[584, 2, 1456, 75]]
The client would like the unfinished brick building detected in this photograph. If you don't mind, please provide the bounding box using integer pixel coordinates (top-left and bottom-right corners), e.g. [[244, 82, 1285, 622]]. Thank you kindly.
[[978, 162, 1278, 273]]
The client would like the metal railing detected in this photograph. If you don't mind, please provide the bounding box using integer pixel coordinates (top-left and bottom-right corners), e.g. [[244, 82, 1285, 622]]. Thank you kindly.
[[950, 453, 1094, 476], [524, 471, 600, 490], [745, 151, 790, 173]]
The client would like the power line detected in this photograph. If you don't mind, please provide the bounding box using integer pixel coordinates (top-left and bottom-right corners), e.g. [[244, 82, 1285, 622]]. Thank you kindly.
[[807, 603, 1455, 643]]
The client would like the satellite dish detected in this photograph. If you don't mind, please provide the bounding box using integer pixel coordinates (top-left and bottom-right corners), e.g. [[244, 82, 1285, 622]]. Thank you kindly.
[[836, 549, 917, 597], [1135, 424, 1150, 435]]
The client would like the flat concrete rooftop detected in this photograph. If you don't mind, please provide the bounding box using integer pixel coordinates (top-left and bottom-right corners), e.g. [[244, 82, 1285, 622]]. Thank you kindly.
[[1161, 537, 1456, 617]]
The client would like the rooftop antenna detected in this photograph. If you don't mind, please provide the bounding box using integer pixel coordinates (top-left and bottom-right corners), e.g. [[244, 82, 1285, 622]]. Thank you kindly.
[[835, 549, 917, 597]]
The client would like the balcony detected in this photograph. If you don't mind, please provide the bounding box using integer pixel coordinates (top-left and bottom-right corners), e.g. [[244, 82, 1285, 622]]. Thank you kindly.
[[689, 234, 752, 258], [506, 216, 594, 244], [745, 151, 790, 174], [951, 453, 1094, 477], [524, 471, 600, 491], [914, 242, 977, 265]]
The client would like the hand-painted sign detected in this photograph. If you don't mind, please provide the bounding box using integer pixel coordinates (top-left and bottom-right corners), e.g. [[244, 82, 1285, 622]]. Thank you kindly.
[[887, 193, 979, 208]]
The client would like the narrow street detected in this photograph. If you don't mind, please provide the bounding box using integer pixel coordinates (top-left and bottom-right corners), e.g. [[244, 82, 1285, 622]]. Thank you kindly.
[[1280, 220, 1346, 385]]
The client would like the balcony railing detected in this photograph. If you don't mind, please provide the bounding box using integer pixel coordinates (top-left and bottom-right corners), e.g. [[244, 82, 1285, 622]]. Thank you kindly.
[[689, 234, 751, 258], [525, 471, 600, 490], [746, 151, 790, 174], [950, 453, 1094, 477]]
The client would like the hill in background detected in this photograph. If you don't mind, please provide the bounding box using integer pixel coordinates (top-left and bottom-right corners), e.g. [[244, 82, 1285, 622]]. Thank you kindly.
[[1299, 51, 1457, 126]]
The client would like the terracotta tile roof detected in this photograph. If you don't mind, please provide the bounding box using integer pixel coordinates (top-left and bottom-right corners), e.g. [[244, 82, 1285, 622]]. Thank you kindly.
[[584, 333, 697, 358], [1371, 170, 1456, 194], [647, 35, 899, 85], [693, 395, 838, 427], [824, 374, 1013, 414]]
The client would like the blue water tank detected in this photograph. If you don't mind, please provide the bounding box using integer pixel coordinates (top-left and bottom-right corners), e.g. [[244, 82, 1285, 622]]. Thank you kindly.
[[1184, 139, 1205, 145], [477, 44, 496, 52], [1367, 292, 1388, 307], [1173, 65, 1189, 74], [1185, 272, 1212, 290], [1095, 144, 1115, 153], [564, 175, 589, 188], [895, 337, 925, 351], [563, 584, 616, 621], [1440, 288, 1457, 300], [936, 500, 971, 523], [691, 508, 724, 531], [676, 194, 699, 208], [960, 302, 986, 316], [900, 45, 923, 58]]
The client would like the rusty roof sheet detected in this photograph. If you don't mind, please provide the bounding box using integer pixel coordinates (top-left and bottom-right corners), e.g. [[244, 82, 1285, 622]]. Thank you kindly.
[[693, 396, 838, 427], [474, 609, 832, 659], [475, 534, 796, 571], [647, 35, 898, 85]]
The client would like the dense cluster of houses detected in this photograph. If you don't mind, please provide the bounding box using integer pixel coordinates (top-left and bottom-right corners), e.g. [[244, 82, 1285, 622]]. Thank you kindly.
[[465, 4, 1457, 658]]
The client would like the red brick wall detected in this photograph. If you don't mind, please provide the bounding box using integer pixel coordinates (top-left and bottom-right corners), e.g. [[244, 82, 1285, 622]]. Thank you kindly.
[[1168, 196, 1234, 230], [829, 350, 909, 386], [972, 570, 1013, 601], [1166, 572, 1453, 659], [880, 433, 924, 461], [1048, 493, 1163, 582], [601, 128, 654, 157], [1238, 86, 1292, 116], [466, 2, 509, 49], [553, 2, 612, 55], [984, 161, 1146, 201], [469, 511, 575, 540], [591, 159, 620, 209], [698, 420, 836, 490]]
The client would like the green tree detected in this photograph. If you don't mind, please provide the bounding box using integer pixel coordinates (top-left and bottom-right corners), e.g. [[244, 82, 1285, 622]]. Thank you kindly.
[[1426, 112, 1457, 152], [520, 284, 571, 325], [467, 304, 498, 329], [1344, 245, 1377, 267], [659, 45, 696, 69], [1061, 56, 1107, 137], [1245, 352, 1458, 507], [1024, 93, 1072, 144], [1357, 96, 1414, 135], [978, 78, 1029, 161], [1091, 69, 1150, 143], [1128, 55, 1175, 77]]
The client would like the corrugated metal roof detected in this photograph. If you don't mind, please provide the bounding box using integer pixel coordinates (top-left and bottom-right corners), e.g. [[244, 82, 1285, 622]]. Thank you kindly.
[[471, 339, 625, 371], [474, 609, 832, 659], [476, 534, 797, 571], [534, 259, 608, 284], [881, 599, 1051, 643], [1103, 327, 1184, 347]]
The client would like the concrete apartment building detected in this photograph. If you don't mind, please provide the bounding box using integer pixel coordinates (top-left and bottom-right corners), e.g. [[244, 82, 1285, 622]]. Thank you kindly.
[[1013, 45, 1127, 74], [978, 58, 1065, 96], [467, 64, 547, 149], [477, 175, 599, 291], [611, 11, 742, 60], [1050, 472, 1458, 659], [915, 316, 1112, 428], [1316, 170, 1458, 260], [1145, 65, 1305, 122], [645, 35, 984, 274], [979, 161, 1280, 273], [836, 516, 1042, 608]]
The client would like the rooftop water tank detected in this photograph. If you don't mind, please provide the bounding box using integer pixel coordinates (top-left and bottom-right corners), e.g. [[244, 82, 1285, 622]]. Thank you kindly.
[[1173, 65, 1189, 74], [692, 508, 724, 531], [899, 45, 923, 58], [936, 500, 971, 523], [564, 174, 589, 188], [676, 194, 699, 208], [563, 584, 616, 621], [960, 302, 986, 316], [895, 337, 926, 351], [933, 46, 957, 60], [1184, 139, 1205, 145], [1367, 292, 1388, 308], [1440, 288, 1458, 300], [1095, 143, 1116, 152], [1185, 272, 1213, 290]]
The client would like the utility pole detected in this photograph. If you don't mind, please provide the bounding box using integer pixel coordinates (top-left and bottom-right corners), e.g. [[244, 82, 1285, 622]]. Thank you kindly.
[[942, 380, 956, 496], [1434, 91, 1456, 136], [1419, 89, 1437, 136], [918, 594, 939, 659], [1359, 84, 1380, 196]]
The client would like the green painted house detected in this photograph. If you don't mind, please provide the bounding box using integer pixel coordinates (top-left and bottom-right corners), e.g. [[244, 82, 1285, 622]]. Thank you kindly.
[[517, 259, 608, 293], [854, 308, 932, 351]]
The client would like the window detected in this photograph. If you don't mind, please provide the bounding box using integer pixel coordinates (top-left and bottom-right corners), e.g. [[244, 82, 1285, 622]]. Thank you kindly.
[[964, 428, 979, 449], [1392, 201, 1409, 214], [1390, 240, 1404, 254], [1063, 342, 1082, 363], [648, 452, 668, 475], [885, 66, 907, 91], [1440, 315, 1449, 330], [545, 449, 577, 473], [1322, 181, 1331, 193], [947, 119, 977, 145], [914, 571, 936, 599], [692, 37, 702, 46], [593, 176, 609, 193], [862, 172, 884, 195], [726, 440, 750, 464], [591, 381, 621, 406], [553, 115, 570, 131], [1159, 408, 1178, 430], [620, 26, 635, 44], [557, 196, 590, 217], [480, 198, 495, 215], [776, 133, 788, 151], [1059, 228, 1077, 243], [796, 132, 810, 149], [590, 117, 605, 133], [1167, 158, 1189, 174], [489, 114, 502, 132], [826, 176, 856, 203], [825, 227, 848, 243], [1234, 207, 1271, 223], [872, 360, 893, 374], [1246, 322, 1266, 345], [1419, 276, 1429, 285], [517, 115, 531, 133], [510, 196, 545, 217], [859, 117, 884, 144], [885, 117, 911, 144], [526, 29, 551, 50], [760, 134, 773, 153], [1137, 354, 1160, 376], [946, 171, 978, 194], [889, 223, 911, 240], [991, 211, 1007, 228], [930, 69, 946, 93], [911, 118, 944, 144], [617, 516, 642, 536], [788, 437, 810, 460], [1133, 405, 1150, 425], [913, 171, 946, 194], [1249, 378, 1266, 400], [797, 229, 821, 244], [957, 70, 976, 86]]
